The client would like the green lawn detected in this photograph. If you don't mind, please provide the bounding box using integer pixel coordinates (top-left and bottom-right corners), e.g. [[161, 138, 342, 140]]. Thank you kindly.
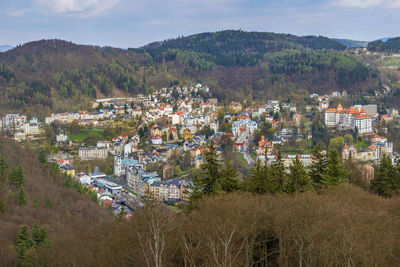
[[69, 129, 103, 143]]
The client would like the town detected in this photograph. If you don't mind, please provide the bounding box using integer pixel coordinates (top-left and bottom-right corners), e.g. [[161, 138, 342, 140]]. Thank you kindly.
[[1, 83, 398, 214]]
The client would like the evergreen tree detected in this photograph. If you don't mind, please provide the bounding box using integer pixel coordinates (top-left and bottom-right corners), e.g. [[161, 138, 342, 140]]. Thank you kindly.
[[38, 150, 47, 166], [309, 144, 328, 187], [31, 221, 50, 247], [16, 186, 27, 206], [270, 152, 285, 193], [370, 155, 400, 197], [9, 165, 25, 188], [322, 149, 347, 186], [0, 157, 7, 182], [246, 160, 271, 194], [220, 161, 240, 192], [16, 225, 33, 262], [286, 156, 311, 193], [189, 143, 222, 203]]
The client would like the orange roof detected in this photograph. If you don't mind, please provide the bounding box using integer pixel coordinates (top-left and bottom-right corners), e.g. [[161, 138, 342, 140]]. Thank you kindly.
[[326, 108, 337, 112], [356, 114, 370, 118], [337, 104, 343, 109], [381, 115, 389, 118]]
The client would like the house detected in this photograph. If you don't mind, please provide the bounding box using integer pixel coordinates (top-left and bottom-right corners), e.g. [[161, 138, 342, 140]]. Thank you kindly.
[[363, 164, 374, 181], [230, 102, 242, 112], [61, 164, 76, 177], [79, 147, 108, 160], [151, 135, 162, 145], [182, 128, 193, 141]]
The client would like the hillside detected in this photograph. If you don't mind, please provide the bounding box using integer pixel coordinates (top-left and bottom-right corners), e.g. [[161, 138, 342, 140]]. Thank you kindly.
[[368, 37, 400, 52], [0, 31, 380, 115], [333, 38, 369, 48], [0, 137, 112, 265], [1, 138, 400, 265]]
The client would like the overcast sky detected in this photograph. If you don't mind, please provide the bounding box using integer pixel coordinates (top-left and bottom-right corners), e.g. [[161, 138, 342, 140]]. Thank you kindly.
[[0, 0, 399, 48]]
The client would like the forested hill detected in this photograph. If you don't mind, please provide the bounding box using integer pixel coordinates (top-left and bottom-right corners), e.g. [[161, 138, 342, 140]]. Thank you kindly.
[[141, 30, 347, 66], [368, 37, 400, 52], [0, 31, 379, 116]]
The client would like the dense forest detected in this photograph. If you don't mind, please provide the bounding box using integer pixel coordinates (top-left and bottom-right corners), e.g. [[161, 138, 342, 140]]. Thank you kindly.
[[0, 31, 380, 116], [367, 37, 400, 53], [1, 139, 400, 266]]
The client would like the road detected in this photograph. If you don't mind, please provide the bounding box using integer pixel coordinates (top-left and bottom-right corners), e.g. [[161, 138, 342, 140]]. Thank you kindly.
[[243, 136, 255, 166]]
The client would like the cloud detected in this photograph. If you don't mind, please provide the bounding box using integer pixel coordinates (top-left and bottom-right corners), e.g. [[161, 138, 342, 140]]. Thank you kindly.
[[37, 0, 121, 16], [333, 0, 400, 8]]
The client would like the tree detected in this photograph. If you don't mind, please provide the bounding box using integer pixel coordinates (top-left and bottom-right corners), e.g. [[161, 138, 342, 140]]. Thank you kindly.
[[328, 136, 345, 153], [270, 152, 285, 193], [16, 186, 27, 206], [370, 155, 400, 197], [189, 143, 222, 203], [309, 144, 327, 187], [220, 161, 240, 192], [0, 157, 7, 182], [16, 225, 33, 262], [38, 150, 47, 166], [246, 160, 271, 194], [9, 165, 25, 188], [322, 149, 347, 187], [31, 221, 50, 247], [286, 156, 311, 193]]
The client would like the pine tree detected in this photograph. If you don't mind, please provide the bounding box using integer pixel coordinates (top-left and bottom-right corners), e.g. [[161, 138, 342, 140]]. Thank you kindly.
[[0, 157, 7, 183], [31, 220, 49, 247], [286, 156, 311, 193], [38, 150, 47, 166], [220, 161, 240, 192], [16, 225, 33, 262], [309, 144, 328, 187], [189, 143, 223, 205], [270, 152, 285, 193], [16, 186, 27, 206], [9, 165, 25, 188], [246, 160, 271, 194], [370, 154, 400, 197], [322, 149, 347, 187]]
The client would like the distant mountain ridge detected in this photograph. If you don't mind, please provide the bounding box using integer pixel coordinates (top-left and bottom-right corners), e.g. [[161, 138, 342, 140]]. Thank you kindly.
[[0, 45, 13, 52], [0, 31, 379, 115], [332, 39, 368, 48], [367, 37, 400, 52]]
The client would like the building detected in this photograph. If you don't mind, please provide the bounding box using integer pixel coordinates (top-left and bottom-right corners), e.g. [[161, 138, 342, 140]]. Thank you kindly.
[[60, 164, 76, 177], [79, 147, 108, 160], [24, 117, 40, 135], [56, 131, 69, 144], [114, 154, 142, 177], [325, 104, 373, 134], [1, 114, 27, 133], [363, 164, 374, 181], [232, 119, 258, 139]]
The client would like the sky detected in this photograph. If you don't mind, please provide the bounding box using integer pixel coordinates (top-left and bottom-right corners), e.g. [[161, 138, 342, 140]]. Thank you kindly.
[[0, 0, 400, 48]]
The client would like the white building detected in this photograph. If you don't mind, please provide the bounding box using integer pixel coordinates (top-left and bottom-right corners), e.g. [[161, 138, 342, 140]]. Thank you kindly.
[[325, 104, 373, 134], [232, 119, 258, 139]]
